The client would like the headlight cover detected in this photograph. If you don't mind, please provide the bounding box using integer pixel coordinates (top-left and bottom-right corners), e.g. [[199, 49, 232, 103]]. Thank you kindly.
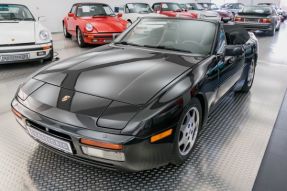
[[39, 30, 49, 41], [85, 23, 93, 32]]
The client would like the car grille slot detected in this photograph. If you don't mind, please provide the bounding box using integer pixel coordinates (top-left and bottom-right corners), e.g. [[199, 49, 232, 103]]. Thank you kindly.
[[0, 42, 35, 47], [26, 120, 72, 141]]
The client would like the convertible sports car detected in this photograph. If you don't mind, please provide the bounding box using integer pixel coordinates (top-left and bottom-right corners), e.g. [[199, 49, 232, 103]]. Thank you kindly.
[[198, 3, 234, 22], [12, 18, 258, 171], [152, 2, 197, 18], [119, 3, 165, 25], [180, 3, 220, 21], [63, 3, 128, 47], [0, 4, 53, 64]]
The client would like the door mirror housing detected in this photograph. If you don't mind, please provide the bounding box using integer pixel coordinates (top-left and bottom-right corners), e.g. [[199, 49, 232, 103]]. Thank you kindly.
[[68, 13, 75, 17], [225, 45, 244, 56], [117, 13, 123, 18]]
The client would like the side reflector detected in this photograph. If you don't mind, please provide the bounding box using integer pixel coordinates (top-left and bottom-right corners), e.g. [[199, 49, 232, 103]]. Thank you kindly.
[[12, 107, 22, 119], [150, 129, 173, 143], [80, 138, 123, 150]]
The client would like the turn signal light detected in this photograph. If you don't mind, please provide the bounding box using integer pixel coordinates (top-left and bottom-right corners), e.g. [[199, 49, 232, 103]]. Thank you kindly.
[[80, 138, 123, 150], [259, 18, 272, 23], [12, 107, 22, 119], [42, 45, 51, 50], [150, 129, 173, 143], [235, 16, 245, 22]]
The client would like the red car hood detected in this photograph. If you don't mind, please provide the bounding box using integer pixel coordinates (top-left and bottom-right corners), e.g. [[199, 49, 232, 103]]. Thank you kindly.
[[80, 16, 127, 33], [161, 11, 196, 18]]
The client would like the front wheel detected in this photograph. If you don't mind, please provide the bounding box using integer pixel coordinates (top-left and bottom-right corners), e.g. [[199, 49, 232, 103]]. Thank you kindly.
[[238, 59, 256, 93], [172, 98, 202, 165], [77, 28, 86, 48]]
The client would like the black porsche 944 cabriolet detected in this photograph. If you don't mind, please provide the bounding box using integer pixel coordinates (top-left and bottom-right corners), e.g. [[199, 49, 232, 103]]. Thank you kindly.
[[12, 18, 258, 171]]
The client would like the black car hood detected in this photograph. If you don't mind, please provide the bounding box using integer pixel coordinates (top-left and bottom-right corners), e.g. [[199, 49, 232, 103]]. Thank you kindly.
[[33, 45, 205, 105]]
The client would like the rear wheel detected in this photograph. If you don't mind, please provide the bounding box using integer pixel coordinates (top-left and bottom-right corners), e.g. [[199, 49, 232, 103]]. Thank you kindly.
[[76, 28, 86, 48], [63, 23, 71, 38], [276, 23, 280, 31], [267, 26, 275, 36], [238, 59, 256, 93], [172, 98, 202, 165]]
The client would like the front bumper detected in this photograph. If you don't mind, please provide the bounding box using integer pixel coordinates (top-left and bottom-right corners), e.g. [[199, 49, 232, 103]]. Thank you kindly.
[[83, 33, 121, 45], [235, 22, 273, 31], [11, 98, 174, 171], [0, 42, 53, 64]]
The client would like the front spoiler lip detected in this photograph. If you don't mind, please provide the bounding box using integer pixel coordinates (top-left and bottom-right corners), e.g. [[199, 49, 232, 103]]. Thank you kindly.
[[11, 98, 174, 171]]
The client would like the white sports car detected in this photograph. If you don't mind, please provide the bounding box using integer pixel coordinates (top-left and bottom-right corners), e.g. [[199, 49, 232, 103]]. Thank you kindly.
[[119, 3, 165, 25], [0, 4, 53, 64], [180, 3, 221, 21]]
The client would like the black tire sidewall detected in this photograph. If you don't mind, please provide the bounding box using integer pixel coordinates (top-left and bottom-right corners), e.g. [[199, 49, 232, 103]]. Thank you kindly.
[[77, 28, 86, 47], [171, 98, 202, 165]]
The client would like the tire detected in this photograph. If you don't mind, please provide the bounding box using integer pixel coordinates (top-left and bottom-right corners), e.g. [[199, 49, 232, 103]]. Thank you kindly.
[[276, 24, 280, 32], [44, 48, 54, 62], [238, 59, 256, 93], [63, 23, 71, 38], [171, 98, 202, 165], [76, 28, 86, 48], [267, 26, 275, 36]]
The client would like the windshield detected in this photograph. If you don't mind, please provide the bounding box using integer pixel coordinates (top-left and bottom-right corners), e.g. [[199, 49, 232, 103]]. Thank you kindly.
[[115, 19, 216, 55], [77, 4, 115, 17], [200, 3, 218, 10], [186, 3, 204, 10], [161, 3, 182, 11], [126, 3, 152, 13], [0, 4, 34, 21], [240, 6, 272, 15]]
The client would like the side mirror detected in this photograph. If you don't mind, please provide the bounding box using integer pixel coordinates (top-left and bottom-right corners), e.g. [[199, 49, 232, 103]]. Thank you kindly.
[[68, 13, 75, 17], [38, 16, 46, 22], [117, 13, 123, 18], [225, 45, 244, 56]]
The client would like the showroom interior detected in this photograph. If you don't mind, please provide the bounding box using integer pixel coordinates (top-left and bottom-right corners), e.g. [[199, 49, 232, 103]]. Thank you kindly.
[[1, 0, 287, 190]]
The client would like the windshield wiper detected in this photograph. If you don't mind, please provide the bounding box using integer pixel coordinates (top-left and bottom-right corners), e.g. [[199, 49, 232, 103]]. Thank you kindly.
[[143, 45, 193, 53], [114, 41, 143, 47]]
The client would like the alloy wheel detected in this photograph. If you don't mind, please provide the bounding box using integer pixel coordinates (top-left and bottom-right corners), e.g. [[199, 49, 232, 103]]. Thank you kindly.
[[178, 107, 200, 156]]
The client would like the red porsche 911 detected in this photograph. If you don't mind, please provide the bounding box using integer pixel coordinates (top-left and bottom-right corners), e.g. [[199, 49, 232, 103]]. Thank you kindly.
[[63, 3, 128, 47]]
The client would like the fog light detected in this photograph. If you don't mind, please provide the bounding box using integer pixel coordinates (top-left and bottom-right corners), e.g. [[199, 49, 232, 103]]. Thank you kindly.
[[81, 146, 125, 161]]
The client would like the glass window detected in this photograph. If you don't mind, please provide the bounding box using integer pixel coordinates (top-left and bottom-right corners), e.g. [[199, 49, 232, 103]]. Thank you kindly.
[[161, 3, 181, 11], [77, 4, 115, 17], [125, 3, 152, 14], [0, 4, 34, 21], [241, 6, 272, 15], [116, 19, 216, 55]]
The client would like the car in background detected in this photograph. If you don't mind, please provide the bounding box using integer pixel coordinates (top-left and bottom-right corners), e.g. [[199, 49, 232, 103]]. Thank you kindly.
[[235, 5, 281, 36], [63, 3, 128, 47], [12, 17, 258, 171], [180, 3, 220, 21], [221, 3, 245, 16], [152, 2, 197, 18], [117, 3, 165, 25], [258, 3, 286, 21], [0, 4, 53, 64], [198, 3, 234, 23]]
